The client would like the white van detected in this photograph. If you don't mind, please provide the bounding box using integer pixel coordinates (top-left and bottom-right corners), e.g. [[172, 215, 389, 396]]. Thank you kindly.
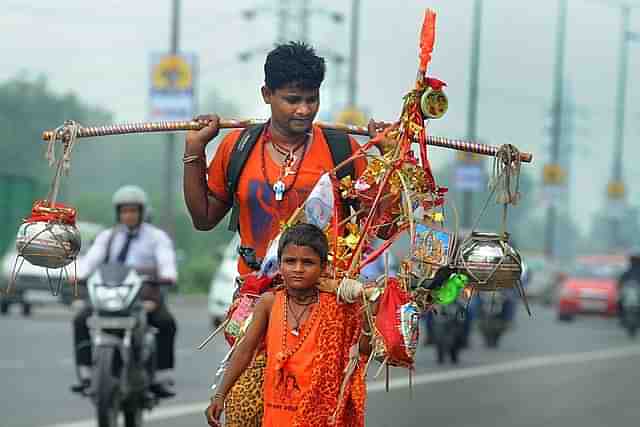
[[208, 235, 240, 328]]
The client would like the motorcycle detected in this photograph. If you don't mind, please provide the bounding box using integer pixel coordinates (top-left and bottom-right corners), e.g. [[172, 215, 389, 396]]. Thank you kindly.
[[76, 264, 164, 427], [477, 292, 510, 348], [431, 302, 466, 364], [620, 284, 640, 338]]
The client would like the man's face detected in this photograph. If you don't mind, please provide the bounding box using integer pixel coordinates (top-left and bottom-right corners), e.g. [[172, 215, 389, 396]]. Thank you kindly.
[[118, 204, 142, 228], [262, 83, 320, 137]]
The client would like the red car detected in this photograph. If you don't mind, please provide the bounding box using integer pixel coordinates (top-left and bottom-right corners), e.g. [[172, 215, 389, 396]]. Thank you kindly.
[[556, 261, 626, 321]]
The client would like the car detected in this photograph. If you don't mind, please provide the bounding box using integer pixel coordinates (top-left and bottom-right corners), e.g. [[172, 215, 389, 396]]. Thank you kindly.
[[208, 235, 240, 329], [0, 221, 105, 315], [556, 260, 626, 321]]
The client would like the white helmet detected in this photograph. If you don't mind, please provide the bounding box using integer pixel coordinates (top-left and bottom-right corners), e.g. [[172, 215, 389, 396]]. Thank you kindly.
[[112, 185, 149, 212]]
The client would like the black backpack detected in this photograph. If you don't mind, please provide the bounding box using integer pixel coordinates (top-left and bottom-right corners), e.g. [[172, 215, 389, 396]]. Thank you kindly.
[[225, 123, 356, 232]]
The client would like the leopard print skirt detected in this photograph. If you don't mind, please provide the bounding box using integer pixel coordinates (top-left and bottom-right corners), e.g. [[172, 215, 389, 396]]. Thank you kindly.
[[224, 352, 266, 427]]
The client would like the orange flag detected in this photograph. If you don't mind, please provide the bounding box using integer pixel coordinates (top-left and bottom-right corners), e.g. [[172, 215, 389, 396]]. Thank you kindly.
[[419, 9, 437, 74]]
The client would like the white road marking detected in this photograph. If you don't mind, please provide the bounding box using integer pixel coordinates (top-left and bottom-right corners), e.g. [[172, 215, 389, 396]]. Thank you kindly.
[[42, 344, 640, 427]]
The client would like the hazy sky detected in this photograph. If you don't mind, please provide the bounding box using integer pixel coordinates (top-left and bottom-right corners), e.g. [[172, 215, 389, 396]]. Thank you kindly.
[[3, 0, 639, 233]]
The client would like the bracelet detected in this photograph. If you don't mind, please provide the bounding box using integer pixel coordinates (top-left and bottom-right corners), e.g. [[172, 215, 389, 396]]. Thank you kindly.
[[183, 154, 204, 164], [211, 391, 225, 402]]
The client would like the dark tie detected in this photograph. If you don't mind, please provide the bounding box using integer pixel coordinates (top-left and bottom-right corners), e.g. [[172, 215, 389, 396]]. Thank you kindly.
[[116, 231, 136, 264]]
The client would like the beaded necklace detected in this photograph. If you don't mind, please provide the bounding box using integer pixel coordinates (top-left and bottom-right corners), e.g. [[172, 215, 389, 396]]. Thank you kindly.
[[274, 290, 319, 372], [261, 124, 310, 202]]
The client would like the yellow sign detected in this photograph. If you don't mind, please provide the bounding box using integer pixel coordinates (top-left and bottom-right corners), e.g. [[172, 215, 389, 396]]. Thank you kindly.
[[542, 164, 565, 185], [152, 55, 193, 91], [607, 181, 625, 199], [336, 108, 367, 127]]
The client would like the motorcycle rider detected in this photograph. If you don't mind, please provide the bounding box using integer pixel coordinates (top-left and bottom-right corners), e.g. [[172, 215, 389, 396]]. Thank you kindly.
[[617, 247, 640, 319], [70, 185, 178, 398]]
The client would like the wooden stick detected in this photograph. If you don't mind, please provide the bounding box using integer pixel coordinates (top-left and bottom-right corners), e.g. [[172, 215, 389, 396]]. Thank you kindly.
[[41, 119, 533, 163]]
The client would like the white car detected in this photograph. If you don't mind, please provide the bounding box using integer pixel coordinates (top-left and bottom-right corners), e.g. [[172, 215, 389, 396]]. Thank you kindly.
[[0, 221, 105, 315], [208, 235, 240, 328]]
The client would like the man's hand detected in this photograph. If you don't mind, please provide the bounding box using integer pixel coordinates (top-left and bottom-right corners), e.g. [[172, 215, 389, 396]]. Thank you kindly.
[[367, 119, 393, 138], [204, 395, 224, 427], [186, 114, 221, 149]]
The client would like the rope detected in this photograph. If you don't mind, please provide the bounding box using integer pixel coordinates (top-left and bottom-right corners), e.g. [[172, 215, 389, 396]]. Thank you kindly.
[[336, 278, 364, 304], [46, 121, 80, 205]]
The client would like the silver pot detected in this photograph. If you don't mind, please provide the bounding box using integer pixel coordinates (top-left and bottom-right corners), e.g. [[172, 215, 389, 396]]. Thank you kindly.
[[454, 231, 522, 291], [15, 221, 81, 269]]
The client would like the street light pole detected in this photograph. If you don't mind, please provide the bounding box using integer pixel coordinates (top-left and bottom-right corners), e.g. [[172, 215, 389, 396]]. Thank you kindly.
[[462, 0, 483, 230], [609, 5, 631, 249], [348, 0, 360, 108], [544, 0, 568, 258], [164, 0, 180, 238]]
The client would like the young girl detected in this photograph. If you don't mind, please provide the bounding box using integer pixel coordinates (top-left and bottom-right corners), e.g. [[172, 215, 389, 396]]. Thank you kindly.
[[206, 223, 370, 427]]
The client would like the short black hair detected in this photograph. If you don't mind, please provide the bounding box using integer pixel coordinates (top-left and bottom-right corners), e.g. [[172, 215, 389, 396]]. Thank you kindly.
[[278, 223, 329, 266], [264, 41, 326, 90]]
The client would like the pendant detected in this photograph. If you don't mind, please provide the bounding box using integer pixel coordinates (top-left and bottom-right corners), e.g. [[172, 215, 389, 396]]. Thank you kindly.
[[273, 180, 286, 201], [291, 328, 300, 337]]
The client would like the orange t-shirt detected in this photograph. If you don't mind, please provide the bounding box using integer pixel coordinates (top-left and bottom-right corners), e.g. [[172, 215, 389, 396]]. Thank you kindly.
[[207, 125, 366, 275], [262, 290, 322, 427]]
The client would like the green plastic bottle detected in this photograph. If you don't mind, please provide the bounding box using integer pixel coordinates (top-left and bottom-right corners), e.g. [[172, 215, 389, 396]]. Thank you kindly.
[[434, 273, 469, 305]]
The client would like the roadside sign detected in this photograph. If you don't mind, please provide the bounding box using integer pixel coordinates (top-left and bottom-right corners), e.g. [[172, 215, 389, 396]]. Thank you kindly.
[[149, 53, 197, 121], [454, 163, 485, 192]]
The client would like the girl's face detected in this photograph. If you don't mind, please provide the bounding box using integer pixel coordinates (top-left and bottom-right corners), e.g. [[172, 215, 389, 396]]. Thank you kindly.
[[279, 244, 324, 291]]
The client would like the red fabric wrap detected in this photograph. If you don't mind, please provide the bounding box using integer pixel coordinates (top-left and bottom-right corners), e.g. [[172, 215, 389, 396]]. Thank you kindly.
[[374, 278, 414, 367]]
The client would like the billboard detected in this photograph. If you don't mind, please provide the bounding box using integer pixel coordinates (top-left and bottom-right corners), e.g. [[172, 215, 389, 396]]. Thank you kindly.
[[149, 53, 197, 121]]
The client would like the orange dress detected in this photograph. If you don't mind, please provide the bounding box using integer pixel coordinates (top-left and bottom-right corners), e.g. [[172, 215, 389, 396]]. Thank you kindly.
[[263, 290, 366, 427], [263, 291, 320, 426]]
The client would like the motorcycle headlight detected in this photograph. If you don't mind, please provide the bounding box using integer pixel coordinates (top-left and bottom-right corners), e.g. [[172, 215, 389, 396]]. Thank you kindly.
[[94, 285, 134, 311]]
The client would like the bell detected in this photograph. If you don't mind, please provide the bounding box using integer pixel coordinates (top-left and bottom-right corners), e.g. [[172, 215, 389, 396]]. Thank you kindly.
[[454, 231, 522, 291], [420, 86, 448, 119], [15, 220, 81, 269]]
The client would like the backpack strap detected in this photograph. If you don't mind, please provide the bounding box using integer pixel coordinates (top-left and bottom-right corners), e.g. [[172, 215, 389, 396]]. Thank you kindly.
[[321, 128, 355, 181], [226, 124, 266, 232], [322, 128, 359, 217]]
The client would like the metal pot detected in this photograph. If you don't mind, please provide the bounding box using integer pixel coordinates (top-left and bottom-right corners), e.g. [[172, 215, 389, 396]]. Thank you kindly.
[[15, 221, 81, 269], [454, 232, 522, 291]]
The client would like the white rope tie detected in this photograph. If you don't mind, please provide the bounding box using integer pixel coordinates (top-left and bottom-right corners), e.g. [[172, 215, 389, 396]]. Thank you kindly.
[[336, 278, 364, 303]]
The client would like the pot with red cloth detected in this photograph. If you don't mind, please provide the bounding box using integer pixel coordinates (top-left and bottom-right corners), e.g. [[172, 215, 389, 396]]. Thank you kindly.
[[15, 200, 81, 269]]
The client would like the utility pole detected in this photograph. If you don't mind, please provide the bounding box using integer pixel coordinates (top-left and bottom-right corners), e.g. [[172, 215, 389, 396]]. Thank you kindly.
[[301, 0, 311, 43], [544, 0, 568, 258], [164, 0, 180, 239], [277, 0, 293, 43], [609, 5, 631, 249], [462, 0, 483, 230], [348, 0, 360, 107]]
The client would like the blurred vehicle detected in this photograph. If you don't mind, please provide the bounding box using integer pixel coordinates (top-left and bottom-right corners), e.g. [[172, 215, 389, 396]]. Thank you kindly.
[[556, 261, 626, 321], [524, 257, 566, 306], [431, 301, 466, 364], [0, 221, 105, 316], [73, 264, 169, 427], [477, 291, 510, 348], [619, 284, 640, 338], [208, 235, 240, 329]]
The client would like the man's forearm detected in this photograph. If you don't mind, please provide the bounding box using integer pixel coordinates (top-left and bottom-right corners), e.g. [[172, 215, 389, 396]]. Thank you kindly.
[[182, 153, 215, 230]]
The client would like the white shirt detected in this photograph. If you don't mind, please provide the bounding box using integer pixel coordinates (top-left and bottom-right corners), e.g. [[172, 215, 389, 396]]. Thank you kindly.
[[78, 223, 177, 282]]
